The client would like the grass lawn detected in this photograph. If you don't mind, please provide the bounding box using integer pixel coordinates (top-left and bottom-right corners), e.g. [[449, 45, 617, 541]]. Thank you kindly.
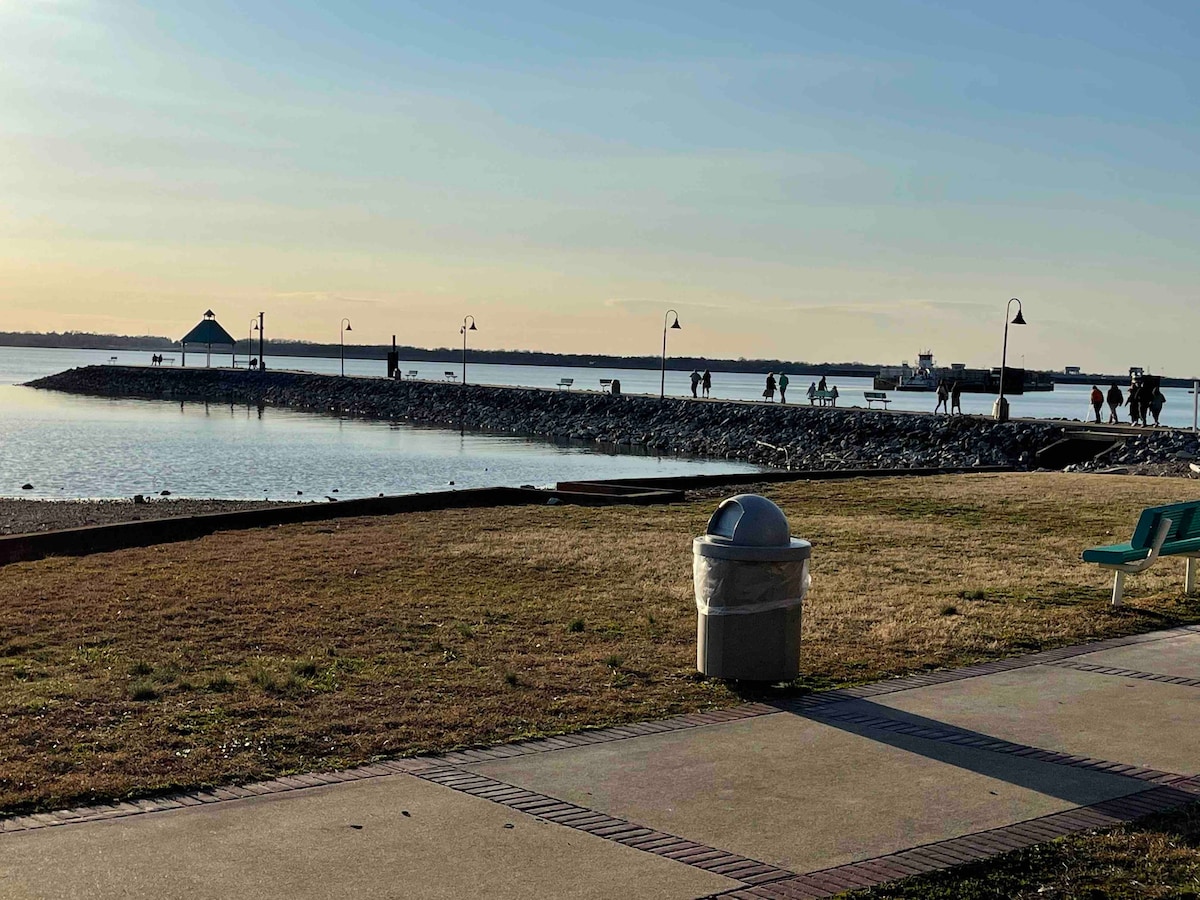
[[1, 472, 1199, 819], [841, 801, 1200, 899]]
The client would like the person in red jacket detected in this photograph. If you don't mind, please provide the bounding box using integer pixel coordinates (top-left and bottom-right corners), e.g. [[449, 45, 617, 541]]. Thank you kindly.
[[1089, 385, 1104, 423]]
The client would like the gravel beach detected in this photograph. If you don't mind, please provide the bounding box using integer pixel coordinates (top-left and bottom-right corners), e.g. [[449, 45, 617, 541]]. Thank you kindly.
[[0, 498, 297, 536]]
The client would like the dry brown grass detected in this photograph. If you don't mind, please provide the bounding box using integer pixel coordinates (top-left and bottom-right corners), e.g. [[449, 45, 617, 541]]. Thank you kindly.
[[1, 472, 1198, 816]]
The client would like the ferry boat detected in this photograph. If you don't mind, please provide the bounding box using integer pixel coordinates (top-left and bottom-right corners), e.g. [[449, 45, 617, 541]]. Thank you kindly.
[[873, 350, 1053, 394]]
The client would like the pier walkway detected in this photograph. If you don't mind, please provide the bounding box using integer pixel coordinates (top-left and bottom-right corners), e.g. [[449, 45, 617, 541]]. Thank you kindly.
[[2, 627, 1199, 899]]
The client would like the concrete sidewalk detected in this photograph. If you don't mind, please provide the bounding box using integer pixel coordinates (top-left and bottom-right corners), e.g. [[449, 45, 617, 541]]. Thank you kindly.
[[2, 627, 1198, 899]]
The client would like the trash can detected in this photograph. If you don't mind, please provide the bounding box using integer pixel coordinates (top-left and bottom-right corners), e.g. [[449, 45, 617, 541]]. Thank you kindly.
[[610, 378, 621, 396], [693, 494, 810, 681]]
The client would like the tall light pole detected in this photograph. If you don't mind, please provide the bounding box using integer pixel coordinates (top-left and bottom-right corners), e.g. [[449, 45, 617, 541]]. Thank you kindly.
[[340, 317, 352, 376], [257, 311, 265, 370], [992, 298, 1026, 423], [248, 320, 258, 368], [660, 309, 681, 399], [460, 315, 476, 384]]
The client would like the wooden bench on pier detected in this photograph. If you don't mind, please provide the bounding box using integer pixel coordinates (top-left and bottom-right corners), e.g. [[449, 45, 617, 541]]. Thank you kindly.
[[444, 371, 457, 382], [864, 391, 891, 409], [809, 389, 838, 407], [557, 378, 574, 390], [599, 379, 613, 391], [405, 370, 418, 380], [1082, 501, 1200, 605]]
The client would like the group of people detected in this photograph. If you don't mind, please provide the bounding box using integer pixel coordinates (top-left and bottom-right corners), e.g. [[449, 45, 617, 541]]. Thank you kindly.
[[149, 354, 165, 366], [688, 369, 713, 398], [1091, 380, 1166, 426], [934, 381, 963, 414]]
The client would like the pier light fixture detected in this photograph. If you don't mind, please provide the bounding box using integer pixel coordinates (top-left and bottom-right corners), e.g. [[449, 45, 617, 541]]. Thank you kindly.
[[992, 298, 1026, 423], [340, 318, 352, 376], [460, 315, 477, 385], [660, 310, 681, 399], [257, 311, 265, 370]]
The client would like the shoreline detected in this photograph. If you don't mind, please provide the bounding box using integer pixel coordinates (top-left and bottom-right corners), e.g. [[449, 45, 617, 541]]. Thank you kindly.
[[0, 498, 296, 536]]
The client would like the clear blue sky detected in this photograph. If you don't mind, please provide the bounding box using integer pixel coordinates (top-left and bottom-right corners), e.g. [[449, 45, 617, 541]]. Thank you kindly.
[[2, 0, 1197, 373]]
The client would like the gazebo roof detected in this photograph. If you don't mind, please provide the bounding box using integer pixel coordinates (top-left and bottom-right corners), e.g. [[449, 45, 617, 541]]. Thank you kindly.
[[180, 312, 236, 346]]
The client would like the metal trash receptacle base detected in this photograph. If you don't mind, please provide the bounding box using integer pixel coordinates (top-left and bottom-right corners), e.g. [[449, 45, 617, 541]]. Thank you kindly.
[[697, 605, 801, 681]]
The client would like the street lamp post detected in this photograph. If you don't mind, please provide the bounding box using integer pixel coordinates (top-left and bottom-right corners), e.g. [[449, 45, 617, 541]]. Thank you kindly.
[[660, 309, 681, 399], [257, 311, 265, 370], [249, 320, 259, 369], [992, 298, 1026, 423], [460, 315, 476, 384], [340, 318, 352, 376]]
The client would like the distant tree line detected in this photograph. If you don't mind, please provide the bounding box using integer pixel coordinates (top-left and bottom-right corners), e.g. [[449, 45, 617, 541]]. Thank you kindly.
[[0, 330, 883, 375]]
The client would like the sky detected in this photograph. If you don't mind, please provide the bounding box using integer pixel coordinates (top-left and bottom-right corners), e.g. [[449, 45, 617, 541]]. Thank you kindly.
[[2, 1, 1198, 374]]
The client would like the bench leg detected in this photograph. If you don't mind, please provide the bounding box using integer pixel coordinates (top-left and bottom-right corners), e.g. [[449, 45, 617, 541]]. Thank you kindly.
[[1111, 571, 1125, 607], [1187, 558, 1198, 595]]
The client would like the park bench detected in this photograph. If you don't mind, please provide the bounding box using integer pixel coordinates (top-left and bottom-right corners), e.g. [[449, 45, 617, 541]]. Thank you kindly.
[[809, 389, 837, 407], [444, 371, 457, 381], [599, 378, 613, 390], [405, 370, 418, 379], [1082, 500, 1200, 606], [864, 391, 891, 409], [557, 378, 574, 390]]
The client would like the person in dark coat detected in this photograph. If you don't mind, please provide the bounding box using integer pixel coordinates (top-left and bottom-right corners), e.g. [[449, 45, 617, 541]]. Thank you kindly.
[[1149, 386, 1166, 426], [950, 381, 962, 415], [701, 369, 712, 398], [689, 370, 701, 398], [1127, 381, 1141, 425], [817, 375, 828, 391], [763, 373, 776, 401], [1106, 383, 1123, 424]]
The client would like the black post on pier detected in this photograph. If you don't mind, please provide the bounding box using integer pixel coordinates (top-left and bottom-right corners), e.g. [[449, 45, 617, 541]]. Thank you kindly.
[[257, 311, 265, 371], [387, 335, 399, 379]]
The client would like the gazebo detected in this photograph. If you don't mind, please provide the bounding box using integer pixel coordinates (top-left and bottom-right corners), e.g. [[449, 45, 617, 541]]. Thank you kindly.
[[179, 310, 237, 367]]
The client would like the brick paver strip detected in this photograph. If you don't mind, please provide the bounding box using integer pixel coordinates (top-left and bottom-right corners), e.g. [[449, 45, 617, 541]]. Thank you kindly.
[[1045, 659, 1200, 687]]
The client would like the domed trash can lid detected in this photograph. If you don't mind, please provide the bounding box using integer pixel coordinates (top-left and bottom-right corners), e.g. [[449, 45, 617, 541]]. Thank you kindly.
[[693, 494, 811, 562]]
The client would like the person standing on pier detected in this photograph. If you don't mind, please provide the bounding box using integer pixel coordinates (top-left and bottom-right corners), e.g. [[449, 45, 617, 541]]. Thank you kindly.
[[1089, 385, 1104, 424], [807, 382, 817, 404], [1127, 381, 1141, 425], [1106, 383, 1123, 424], [763, 373, 776, 402], [778, 372, 789, 404], [818, 375, 828, 392], [1150, 385, 1166, 426], [702, 369, 712, 398], [951, 381, 962, 415], [934, 381, 949, 414], [690, 369, 701, 398]]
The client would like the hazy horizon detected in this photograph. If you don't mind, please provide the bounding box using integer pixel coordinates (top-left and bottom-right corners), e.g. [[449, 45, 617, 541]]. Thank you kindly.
[[4, 2, 1198, 375]]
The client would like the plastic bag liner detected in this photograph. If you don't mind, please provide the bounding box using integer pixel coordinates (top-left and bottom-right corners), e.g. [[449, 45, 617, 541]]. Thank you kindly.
[[694, 555, 810, 616]]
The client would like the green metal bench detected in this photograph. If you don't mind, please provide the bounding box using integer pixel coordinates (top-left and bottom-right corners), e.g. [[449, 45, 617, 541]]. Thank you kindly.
[[1082, 501, 1200, 606]]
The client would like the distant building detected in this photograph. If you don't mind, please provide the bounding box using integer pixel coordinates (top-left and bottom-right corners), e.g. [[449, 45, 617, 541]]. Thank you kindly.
[[1064, 366, 1081, 375]]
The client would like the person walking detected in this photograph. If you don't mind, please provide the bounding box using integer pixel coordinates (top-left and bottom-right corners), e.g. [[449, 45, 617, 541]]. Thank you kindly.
[[778, 372, 790, 404], [1149, 384, 1166, 427], [950, 381, 962, 415], [702, 369, 711, 398], [1089, 385, 1104, 424], [1127, 381, 1141, 425], [763, 373, 776, 402], [806, 382, 817, 405], [934, 381, 949, 414], [1106, 383, 1123, 424], [817, 374, 828, 392], [690, 369, 701, 399]]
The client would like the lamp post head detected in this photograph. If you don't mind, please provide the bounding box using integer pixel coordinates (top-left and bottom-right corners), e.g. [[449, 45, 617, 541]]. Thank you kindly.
[[469, 321, 477, 331], [1011, 309, 1026, 326], [345, 322, 352, 332], [670, 317, 681, 330]]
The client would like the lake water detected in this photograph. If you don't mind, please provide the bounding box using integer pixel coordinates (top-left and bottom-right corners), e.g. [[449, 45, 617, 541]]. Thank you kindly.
[[3, 346, 1197, 501], [0, 347, 761, 501]]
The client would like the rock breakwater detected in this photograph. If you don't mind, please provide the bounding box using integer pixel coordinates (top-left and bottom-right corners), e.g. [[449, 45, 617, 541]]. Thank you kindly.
[[30, 366, 1065, 471]]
